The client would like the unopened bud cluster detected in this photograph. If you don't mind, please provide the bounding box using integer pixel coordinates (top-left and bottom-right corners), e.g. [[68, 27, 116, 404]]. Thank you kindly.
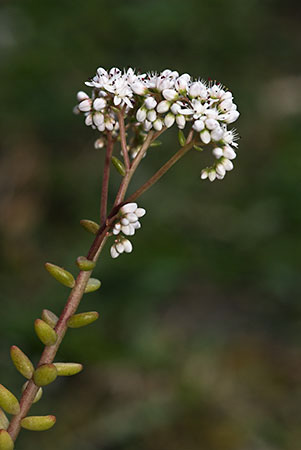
[[110, 202, 146, 258], [75, 67, 240, 181]]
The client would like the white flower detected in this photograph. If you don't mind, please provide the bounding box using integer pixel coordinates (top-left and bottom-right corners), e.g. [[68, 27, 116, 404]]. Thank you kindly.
[[175, 73, 190, 93]]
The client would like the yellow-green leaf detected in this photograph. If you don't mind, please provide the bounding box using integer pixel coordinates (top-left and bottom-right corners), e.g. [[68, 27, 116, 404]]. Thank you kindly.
[[53, 363, 83, 376], [80, 219, 100, 235], [45, 263, 75, 288], [84, 278, 101, 293], [76, 256, 96, 271], [10, 346, 34, 380], [41, 309, 59, 328], [0, 430, 14, 450], [21, 415, 56, 431], [34, 319, 57, 346], [33, 364, 57, 387], [67, 311, 99, 328], [0, 385, 20, 415]]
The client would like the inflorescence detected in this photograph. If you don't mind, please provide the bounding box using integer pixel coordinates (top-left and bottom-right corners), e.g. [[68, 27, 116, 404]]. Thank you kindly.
[[75, 67, 240, 182]]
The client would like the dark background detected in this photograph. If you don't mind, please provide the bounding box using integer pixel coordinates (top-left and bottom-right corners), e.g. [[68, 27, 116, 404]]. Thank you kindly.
[[1, 1, 301, 449]]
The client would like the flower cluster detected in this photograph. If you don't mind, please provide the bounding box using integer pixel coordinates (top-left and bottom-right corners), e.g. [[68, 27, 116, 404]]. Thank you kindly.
[[110, 203, 146, 259], [75, 67, 240, 181]]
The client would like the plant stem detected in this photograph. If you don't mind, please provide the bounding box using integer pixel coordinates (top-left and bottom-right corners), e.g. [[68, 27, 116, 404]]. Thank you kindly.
[[100, 132, 114, 225], [7, 230, 110, 442], [114, 131, 154, 206], [126, 138, 195, 203], [117, 110, 130, 170]]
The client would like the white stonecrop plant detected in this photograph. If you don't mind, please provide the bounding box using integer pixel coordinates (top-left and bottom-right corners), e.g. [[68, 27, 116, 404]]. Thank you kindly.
[[1, 67, 240, 449]]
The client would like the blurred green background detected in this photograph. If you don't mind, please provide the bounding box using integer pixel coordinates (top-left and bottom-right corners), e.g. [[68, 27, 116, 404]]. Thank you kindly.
[[1, 0, 301, 449]]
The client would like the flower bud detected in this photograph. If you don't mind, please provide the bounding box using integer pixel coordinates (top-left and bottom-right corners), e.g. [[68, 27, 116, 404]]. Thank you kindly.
[[80, 219, 100, 235], [153, 118, 163, 131], [164, 113, 175, 128], [120, 203, 137, 214], [144, 97, 157, 110], [41, 309, 59, 328], [93, 98, 106, 111], [223, 145, 236, 160], [33, 364, 57, 387], [45, 263, 75, 288], [22, 383, 43, 404], [84, 278, 101, 293], [93, 112, 104, 127], [78, 99, 92, 112], [0, 430, 14, 450], [178, 130, 186, 147], [76, 256, 96, 271], [21, 415, 56, 432], [192, 119, 204, 132], [212, 147, 224, 158], [162, 89, 178, 101], [34, 319, 57, 346], [176, 114, 185, 129], [10, 346, 34, 380], [205, 118, 219, 130], [76, 91, 89, 102], [112, 156, 126, 176], [0, 409, 9, 430], [147, 109, 157, 122], [136, 107, 147, 122], [67, 311, 99, 328], [53, 363, 83, 376], [156, 100, 170, 114], [200, 130, 211, 144], [0, 385, 20, 415], [211, 126, 224, 141]]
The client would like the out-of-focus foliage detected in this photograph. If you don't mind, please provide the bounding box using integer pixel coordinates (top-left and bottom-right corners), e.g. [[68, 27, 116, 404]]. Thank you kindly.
[[1, 0, 301, 449]]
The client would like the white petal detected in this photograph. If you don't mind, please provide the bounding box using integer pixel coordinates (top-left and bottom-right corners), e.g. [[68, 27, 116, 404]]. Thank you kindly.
[[121, 218, 129, 226]]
